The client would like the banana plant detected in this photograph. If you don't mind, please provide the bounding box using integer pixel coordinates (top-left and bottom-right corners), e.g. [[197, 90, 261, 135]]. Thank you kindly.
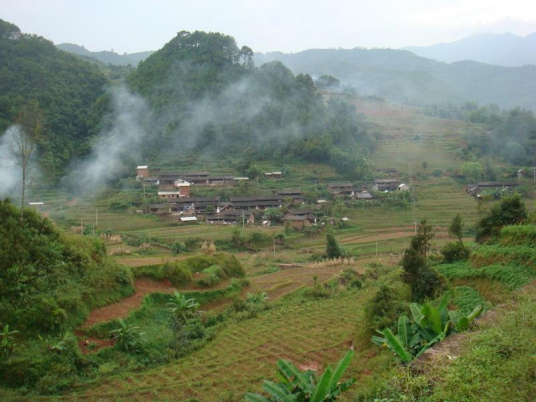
[[245, 350, 355, 402], [372, 293, 483, 362]]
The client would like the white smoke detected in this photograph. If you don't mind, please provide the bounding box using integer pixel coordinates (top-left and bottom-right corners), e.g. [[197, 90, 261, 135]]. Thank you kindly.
[[70, 86, 150, 193], [0, 125, 23, 198]]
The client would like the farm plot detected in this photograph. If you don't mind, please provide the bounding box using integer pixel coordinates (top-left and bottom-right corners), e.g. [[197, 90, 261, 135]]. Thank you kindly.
[[57, 288, 379, 401]]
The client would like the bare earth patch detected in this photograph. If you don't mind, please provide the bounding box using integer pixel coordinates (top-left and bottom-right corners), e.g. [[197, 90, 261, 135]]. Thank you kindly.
[[81, 278, 176, 329]]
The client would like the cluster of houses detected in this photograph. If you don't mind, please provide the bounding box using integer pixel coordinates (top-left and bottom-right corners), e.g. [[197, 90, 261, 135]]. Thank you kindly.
[[137, 166, 286, 200], [139, 164, 412, 227], [466, 181, 520, 197], [326, 177, 410, 199]]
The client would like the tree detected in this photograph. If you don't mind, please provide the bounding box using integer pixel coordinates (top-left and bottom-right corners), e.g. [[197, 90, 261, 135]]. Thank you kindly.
[[475, 195, 528, 243], [245, 350, 355, 402], [401, 219, 443, 302], [422, 161, 428, 174], [461, 162, 483, 182], [7, 101, 44, 208], [326, 229, 345, 259], [263, 208, 284, 223], [449, 214, 464, 245]]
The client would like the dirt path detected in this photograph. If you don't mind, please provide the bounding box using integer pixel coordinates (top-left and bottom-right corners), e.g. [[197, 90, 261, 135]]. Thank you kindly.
[[81, 278, 176, 329]]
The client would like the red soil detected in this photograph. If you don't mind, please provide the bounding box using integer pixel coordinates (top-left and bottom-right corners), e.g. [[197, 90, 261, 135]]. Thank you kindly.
[[81, 278, 175, 329]]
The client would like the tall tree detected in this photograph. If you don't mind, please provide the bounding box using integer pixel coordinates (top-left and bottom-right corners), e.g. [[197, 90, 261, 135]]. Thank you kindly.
[[7, 101, 43, 208], [449, 214, 464, 246]]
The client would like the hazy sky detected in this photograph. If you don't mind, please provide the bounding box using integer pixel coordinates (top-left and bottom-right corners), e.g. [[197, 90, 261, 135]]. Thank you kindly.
[[3, 0, 536, 54]]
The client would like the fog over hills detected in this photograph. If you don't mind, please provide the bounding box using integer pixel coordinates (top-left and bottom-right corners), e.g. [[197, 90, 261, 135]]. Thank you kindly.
[[254, 48, 536, 110], [403, 32, 536, 67]]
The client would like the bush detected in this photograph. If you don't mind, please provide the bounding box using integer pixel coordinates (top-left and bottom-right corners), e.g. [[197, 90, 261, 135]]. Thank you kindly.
[[163, 262, 193, 287], [363, 285, 407, 335], [432, 169, 443, 177], [441, 242, 470, 263]]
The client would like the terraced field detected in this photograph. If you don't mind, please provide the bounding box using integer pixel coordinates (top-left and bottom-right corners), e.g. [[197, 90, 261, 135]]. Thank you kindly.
[[57, 289, 379, 401]]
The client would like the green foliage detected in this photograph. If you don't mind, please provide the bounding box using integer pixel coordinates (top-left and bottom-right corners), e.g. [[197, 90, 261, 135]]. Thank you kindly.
[[338, 269, 363, 289], [167, 292, 200, 329], [441, 241, 470, 263], [0, 324, 19, 360], [0, 21, 108, 178], [126, 30, 374, 176], [401, 219, 444, 302], [245, 350, 355, 402], [372, 293, 483, 362], [110, 318, 147, 353], [170, 241, 187, 254], [133, 253, 245, 288], [364, 285, 408, 335], [461, 162, 483, 182], [326, 230, 345, 259], [475, 195, 528, 243], [263, 208, 284, 223], [438, 262, 535, 290], [0, 200, 134, 334]]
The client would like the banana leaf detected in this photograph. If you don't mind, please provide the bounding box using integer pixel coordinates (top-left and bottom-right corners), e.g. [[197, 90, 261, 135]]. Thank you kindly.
[[310, 366, 333, 402], [262, 381, 298, 402], [397, 316, 411, 348], [277, 359, 314, 393], [382, 328, 413, 363], [327, 349, 354, 392]]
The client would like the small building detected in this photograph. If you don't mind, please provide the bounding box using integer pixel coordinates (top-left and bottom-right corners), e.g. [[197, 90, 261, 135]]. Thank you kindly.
[[208, 176, 235, 186], [373, 179, 400, 192], [276, 189, 303, 204], [283, 216, 312, 230], [264, 171, 283, 180], [229, 195, 283, 210], [137, 165, 150, 178], [179, 216, 198, 223], [376, 168, 399, 178], [327, 183, 354, 196], [355, 191, 373, 200], [285, 208, 315, 221], [517, 169, 525, 179], [398, 183, 411, 192], [173, 179, 191, 197], [158, 191, 182, 200], [466, 181, 519, 196]]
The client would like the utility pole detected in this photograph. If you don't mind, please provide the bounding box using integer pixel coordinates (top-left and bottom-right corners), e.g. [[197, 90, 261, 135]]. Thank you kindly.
[[273, 235, 276, 255], [95, 209, 98, 236], [242, 210, 245, 229]]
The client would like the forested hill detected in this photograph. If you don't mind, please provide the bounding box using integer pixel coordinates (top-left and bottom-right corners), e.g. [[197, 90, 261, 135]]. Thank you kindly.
[[254, 49, 536, 111], [0, 19, 108, 178], [126, 31, 375, 179], [57, 43, 153, 66]]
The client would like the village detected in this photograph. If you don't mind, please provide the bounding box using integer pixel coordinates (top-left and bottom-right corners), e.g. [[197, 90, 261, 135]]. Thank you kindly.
[[136, 165, 414, 228]]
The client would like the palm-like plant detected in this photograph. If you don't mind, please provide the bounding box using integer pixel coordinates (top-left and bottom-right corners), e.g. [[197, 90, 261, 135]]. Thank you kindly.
[[245, 350, 355, 402], [110, 318, 147, 352], [372, 293, 483, 362], [0, 324, 19, 359], [246, 292, 269, 305], [167, 291, 200, 326]]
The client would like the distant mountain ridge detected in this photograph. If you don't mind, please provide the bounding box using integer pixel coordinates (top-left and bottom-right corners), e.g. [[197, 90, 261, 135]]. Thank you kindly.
[[56, 43, 153, 66], [254, 48, 536, 110], [403, 32, 536, 67]]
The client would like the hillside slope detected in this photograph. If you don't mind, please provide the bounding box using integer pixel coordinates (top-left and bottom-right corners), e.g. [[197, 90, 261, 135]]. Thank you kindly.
[[57, 43, 153, 66], [254, 48, 536, 110], [0, 19, 109, 178], [404, 32, 536, 67]]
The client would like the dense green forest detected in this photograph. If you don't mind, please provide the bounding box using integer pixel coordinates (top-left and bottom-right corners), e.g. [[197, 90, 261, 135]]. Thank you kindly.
[[56, 43, 153, 66], [425, 103, 536, 166], [128, 31, 375, 178], [0, 19, 108, 179]]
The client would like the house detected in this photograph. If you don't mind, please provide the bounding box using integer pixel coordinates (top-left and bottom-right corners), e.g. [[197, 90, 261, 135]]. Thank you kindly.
[[208, 176, 235, 186], [517, 169, 525, 179], [173, 179, 191, 197], [285, 208, 315, 221], [179, 216, 198, 223], [264, 171, 283, 179], [206, 210, 253, 225], [181, 172, 210, 185], [372, 179, 400, 192], [158, 171, 209, 189], [327, 183, 354, 196], [137, 166, 150, 178], [466, 181, 519, 196], [376, 168, 399, 178], [355, 191, 373, 200], [229, 195, 283, 210], [233, 177, 250, 182], [169, 197, 220, 214], [283, 216, 312, 230], [398, 183, 411, 191], [148, 203, 172, 214], [276, 189, 303, 204], [158, 191, 183, 200]]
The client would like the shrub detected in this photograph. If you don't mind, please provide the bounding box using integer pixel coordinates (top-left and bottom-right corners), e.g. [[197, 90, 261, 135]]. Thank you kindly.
[[163, 262, 193, 287], [441, 242, 470, 263], [475, 195, 528, 243]]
